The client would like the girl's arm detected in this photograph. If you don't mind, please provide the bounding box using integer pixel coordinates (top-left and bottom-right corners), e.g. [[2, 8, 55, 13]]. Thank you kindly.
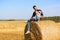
[[38, 10, 43, 19]]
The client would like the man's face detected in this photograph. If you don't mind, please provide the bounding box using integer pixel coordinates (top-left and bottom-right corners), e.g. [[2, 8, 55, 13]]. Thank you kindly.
[[34, 7, 38, 11]]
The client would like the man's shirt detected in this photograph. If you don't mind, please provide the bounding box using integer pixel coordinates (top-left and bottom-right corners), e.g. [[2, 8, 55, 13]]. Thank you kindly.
[[31, 9, 43, 18]]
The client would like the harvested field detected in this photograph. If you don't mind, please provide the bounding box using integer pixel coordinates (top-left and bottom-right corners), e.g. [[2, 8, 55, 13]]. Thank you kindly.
[[0, 20, 60, 40]]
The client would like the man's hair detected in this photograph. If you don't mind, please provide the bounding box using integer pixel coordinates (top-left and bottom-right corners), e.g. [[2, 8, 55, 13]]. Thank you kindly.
[[33, 5, 36, 9]]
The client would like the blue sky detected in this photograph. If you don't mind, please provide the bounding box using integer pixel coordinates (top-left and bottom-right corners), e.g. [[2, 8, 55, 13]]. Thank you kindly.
[[0, 0, 60, 20]]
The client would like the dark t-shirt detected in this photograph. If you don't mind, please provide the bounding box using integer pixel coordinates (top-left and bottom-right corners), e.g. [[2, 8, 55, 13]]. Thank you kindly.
[[31, 9, 43, 18]]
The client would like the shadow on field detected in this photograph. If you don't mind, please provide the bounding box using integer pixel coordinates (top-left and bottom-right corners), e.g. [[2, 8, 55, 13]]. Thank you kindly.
[[24, 22, 42, 40]]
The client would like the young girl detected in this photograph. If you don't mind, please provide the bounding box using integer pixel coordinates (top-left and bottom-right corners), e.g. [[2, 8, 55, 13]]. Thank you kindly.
[[25, 5, 43, 34]]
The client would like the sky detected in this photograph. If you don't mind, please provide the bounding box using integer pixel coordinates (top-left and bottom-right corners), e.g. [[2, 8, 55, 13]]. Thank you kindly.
[[0, 0, 60, 20]]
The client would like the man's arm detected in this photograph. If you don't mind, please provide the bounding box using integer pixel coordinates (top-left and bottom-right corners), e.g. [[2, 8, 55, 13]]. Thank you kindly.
[[31, 12, 36, 18]]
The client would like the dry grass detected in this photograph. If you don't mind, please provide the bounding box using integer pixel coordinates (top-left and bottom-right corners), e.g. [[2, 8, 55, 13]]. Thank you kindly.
[[0, 20, 60, 40], [0, 21, 26, 40]]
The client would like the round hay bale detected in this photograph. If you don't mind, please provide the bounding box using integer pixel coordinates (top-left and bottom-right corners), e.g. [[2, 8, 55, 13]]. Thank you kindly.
[[24, 20, 60, 40]]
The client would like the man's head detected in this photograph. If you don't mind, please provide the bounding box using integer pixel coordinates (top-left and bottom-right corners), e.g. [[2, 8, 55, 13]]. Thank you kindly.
[[33, 5, 38, 11]]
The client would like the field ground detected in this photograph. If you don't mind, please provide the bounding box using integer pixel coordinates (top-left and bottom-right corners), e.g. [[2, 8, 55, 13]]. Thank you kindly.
[[0, 20, 59, 40]]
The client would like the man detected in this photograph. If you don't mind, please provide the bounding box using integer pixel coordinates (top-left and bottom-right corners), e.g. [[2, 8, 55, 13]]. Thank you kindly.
[[25, 5, 43, 34]]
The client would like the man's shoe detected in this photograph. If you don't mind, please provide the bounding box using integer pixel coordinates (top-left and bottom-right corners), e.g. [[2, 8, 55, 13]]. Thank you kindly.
[[25, 31, 30, 34]]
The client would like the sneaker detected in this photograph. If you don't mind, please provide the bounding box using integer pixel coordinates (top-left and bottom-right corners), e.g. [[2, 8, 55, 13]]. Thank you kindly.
[[25, 31, 30, 34]]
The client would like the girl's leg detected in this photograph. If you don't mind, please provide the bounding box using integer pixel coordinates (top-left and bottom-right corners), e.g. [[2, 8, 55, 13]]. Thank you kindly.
[[36, 15, 40, 21], [31, 15, 40, 21]]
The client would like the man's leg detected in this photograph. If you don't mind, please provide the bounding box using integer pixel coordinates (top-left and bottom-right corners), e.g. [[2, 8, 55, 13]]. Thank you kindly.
[[25, 16, 40, 34], [25, 20, 30, 34]]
